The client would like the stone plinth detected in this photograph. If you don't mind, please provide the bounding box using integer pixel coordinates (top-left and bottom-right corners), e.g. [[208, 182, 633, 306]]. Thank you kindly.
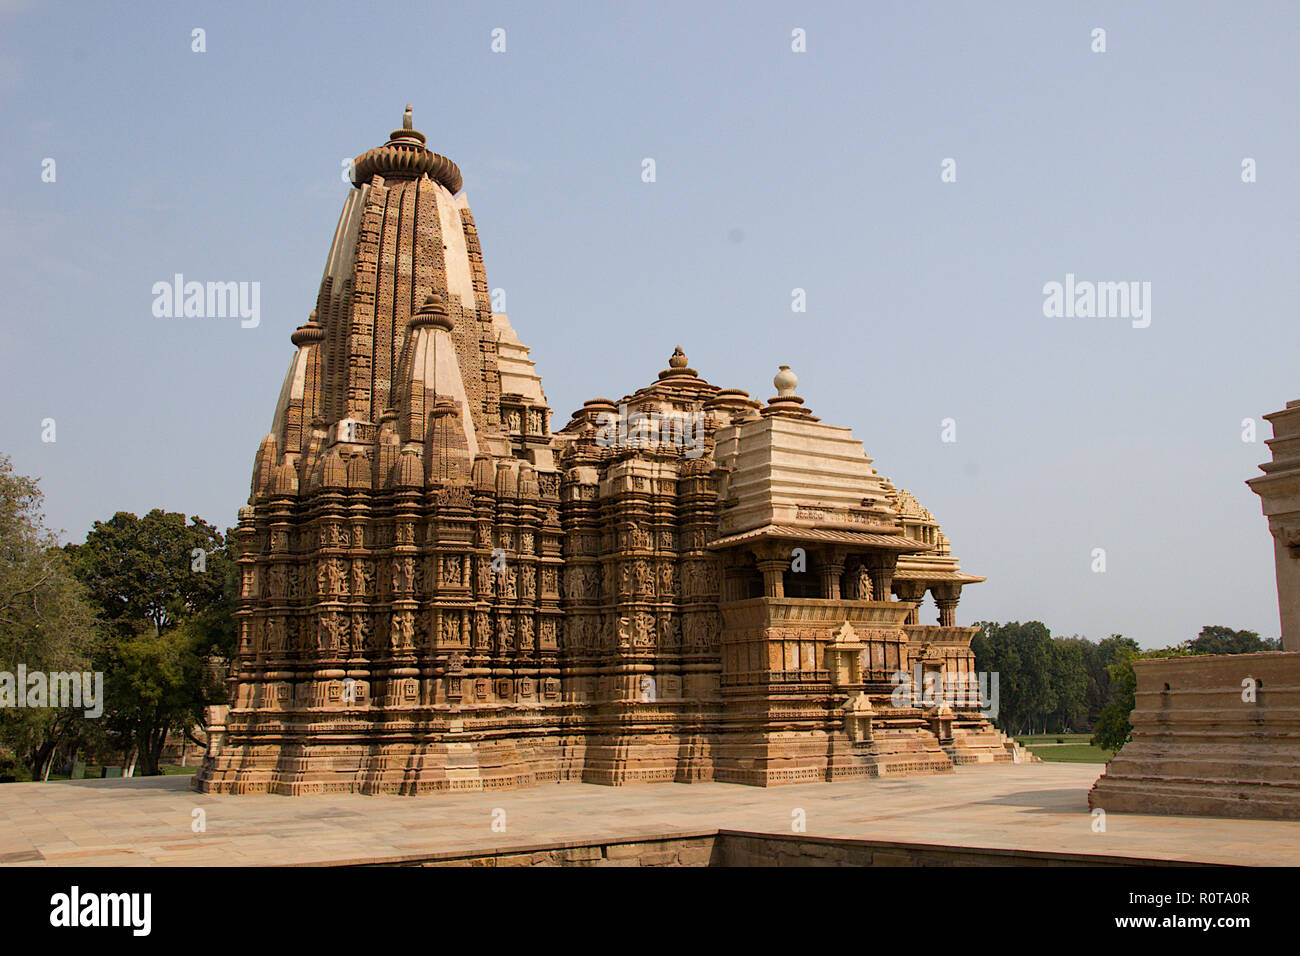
[[1088, 651, 1300, 820], [904, 624, 1013, 765], [712, 598, 953, 786]]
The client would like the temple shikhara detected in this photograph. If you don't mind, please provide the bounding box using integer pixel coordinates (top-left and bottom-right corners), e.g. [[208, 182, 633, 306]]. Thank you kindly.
[[195, 109, 1016, 795]]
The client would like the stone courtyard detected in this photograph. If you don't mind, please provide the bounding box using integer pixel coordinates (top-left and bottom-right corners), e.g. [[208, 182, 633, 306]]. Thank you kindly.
[[3, 763, 1298, 866]]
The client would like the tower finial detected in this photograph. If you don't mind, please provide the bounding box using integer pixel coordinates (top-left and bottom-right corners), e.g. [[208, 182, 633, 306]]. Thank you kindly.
[[403, 104, 413, 130], [774, 364, 798, 397], [761, 364, 816, 419]]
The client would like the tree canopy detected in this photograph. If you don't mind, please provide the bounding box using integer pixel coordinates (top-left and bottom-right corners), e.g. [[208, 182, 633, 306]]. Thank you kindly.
[[0, 455, 100, 779], [66, 509, 231, 642], [65, 509, 236, 775], [1187, 625, 1279, 656]]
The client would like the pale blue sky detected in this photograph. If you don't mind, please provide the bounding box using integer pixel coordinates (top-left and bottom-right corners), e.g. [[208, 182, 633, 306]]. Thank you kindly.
[[3, 0, 1297, 648]]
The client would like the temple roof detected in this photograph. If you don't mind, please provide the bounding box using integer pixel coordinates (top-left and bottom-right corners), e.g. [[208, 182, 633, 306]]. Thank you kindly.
[[893, 568, 986, 583], [707, 525, 928, 552], [888, 485, 985, 586], [712, 365, 900, 540]]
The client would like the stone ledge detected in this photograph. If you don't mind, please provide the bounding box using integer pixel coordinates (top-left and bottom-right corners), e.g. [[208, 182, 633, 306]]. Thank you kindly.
[[339, 830, 1215, 868]]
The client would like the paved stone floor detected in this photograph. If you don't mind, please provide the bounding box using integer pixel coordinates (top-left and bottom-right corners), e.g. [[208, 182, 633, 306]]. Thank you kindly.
[[0, 763, 1297, 866]]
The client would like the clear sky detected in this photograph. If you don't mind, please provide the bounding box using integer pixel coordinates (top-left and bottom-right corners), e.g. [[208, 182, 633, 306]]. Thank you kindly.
[[2, 0, 1297, 649]]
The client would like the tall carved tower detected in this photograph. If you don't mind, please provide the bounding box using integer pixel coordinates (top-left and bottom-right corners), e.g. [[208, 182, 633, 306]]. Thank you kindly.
[[197, 109, 564, 794]]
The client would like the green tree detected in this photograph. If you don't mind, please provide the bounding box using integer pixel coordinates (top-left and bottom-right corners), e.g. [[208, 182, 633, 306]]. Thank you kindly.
[[1049, 639, 1088, 733], [67, 509, 234, 775], [1091, 645, 1191, 751], [974, 624, 1137, 736], [1090, 646, 1139, 751], [973, 621, 1058, 735], [66, 510, 229, 640], [1186, 625, 1279, 655], [105, 621, 223, 775], [0, 454, 100, 779], [1076, 634, 1141, 729], [972, 622, 1020, 732]]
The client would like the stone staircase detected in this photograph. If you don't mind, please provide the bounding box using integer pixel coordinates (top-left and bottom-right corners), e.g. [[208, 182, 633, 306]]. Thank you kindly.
[[999, 731, 1040, 764]]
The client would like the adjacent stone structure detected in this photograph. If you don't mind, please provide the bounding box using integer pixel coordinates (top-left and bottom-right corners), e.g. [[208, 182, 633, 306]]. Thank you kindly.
[[1247, 399, 1300, 652], [1090, 396, 1300, 819], [194, 109, 1008, 795]]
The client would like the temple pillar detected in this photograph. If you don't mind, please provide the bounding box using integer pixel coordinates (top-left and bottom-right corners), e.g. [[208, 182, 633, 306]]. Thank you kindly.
[[865, 553, 898, 604], [893, 580, 928, 625], [1247, 399, 1300, 651], [932, 583, 962, 627], [722, 565, 750, 603], [818, 548, 846, 600], [756, 559, 786, 599]]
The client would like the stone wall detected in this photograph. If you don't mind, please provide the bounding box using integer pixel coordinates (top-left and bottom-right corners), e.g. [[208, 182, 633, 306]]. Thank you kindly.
[[1089, 651, 1300, 819], [378, 830, 1186, 867]]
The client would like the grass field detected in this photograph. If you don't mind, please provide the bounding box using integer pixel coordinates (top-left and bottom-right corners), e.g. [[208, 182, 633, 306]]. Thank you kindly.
[[1016, 734, 1114, 764], [2, 763, 199, 783]]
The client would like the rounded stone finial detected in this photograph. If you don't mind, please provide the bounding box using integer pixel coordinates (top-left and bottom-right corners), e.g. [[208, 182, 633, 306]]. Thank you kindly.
[[657, 345, 698, 381], [352, 107, 461, 192], [410, 289, 453, 331], [291, 310, 325, 347], [762, 364, 816, 420]]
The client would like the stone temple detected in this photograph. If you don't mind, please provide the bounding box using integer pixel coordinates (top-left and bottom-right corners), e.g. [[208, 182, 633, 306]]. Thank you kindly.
[[195, 108, 1012, 795]]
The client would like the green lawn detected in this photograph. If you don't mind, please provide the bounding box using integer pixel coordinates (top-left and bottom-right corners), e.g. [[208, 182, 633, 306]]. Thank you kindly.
[[1026, 743, 1115, 763], [1014, 734, 1114, 763], [1017, 734, 1094, 746], [2, 763, 198, 783]]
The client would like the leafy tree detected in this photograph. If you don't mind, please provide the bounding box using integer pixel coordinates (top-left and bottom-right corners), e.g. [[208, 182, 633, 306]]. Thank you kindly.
[[973, 621, 1059, 735], [1186, 625, 1279, 655], [1090, 645, 1139, 751], [1014, 623, 1060, 734], [0, 454, 100, 779], [104, 621, 223, 776], [974, 620, 1279, 749], [972, 622, 1020, 732], [67, 509, 234, 775], [66, 510, 229, 641], [974, 625, 1141, 736], [1048, 639, 1088, 733], [1089, 635, 1140, 725]]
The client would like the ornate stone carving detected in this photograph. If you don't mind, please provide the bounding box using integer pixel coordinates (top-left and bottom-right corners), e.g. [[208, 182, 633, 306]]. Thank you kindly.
[[198, 111, 991, 798]]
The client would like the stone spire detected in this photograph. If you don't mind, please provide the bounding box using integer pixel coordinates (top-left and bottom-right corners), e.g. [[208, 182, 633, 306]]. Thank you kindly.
[[298, 107, 516, 447], [393, 289, 478, 466], [263, 310, 327, 473]]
